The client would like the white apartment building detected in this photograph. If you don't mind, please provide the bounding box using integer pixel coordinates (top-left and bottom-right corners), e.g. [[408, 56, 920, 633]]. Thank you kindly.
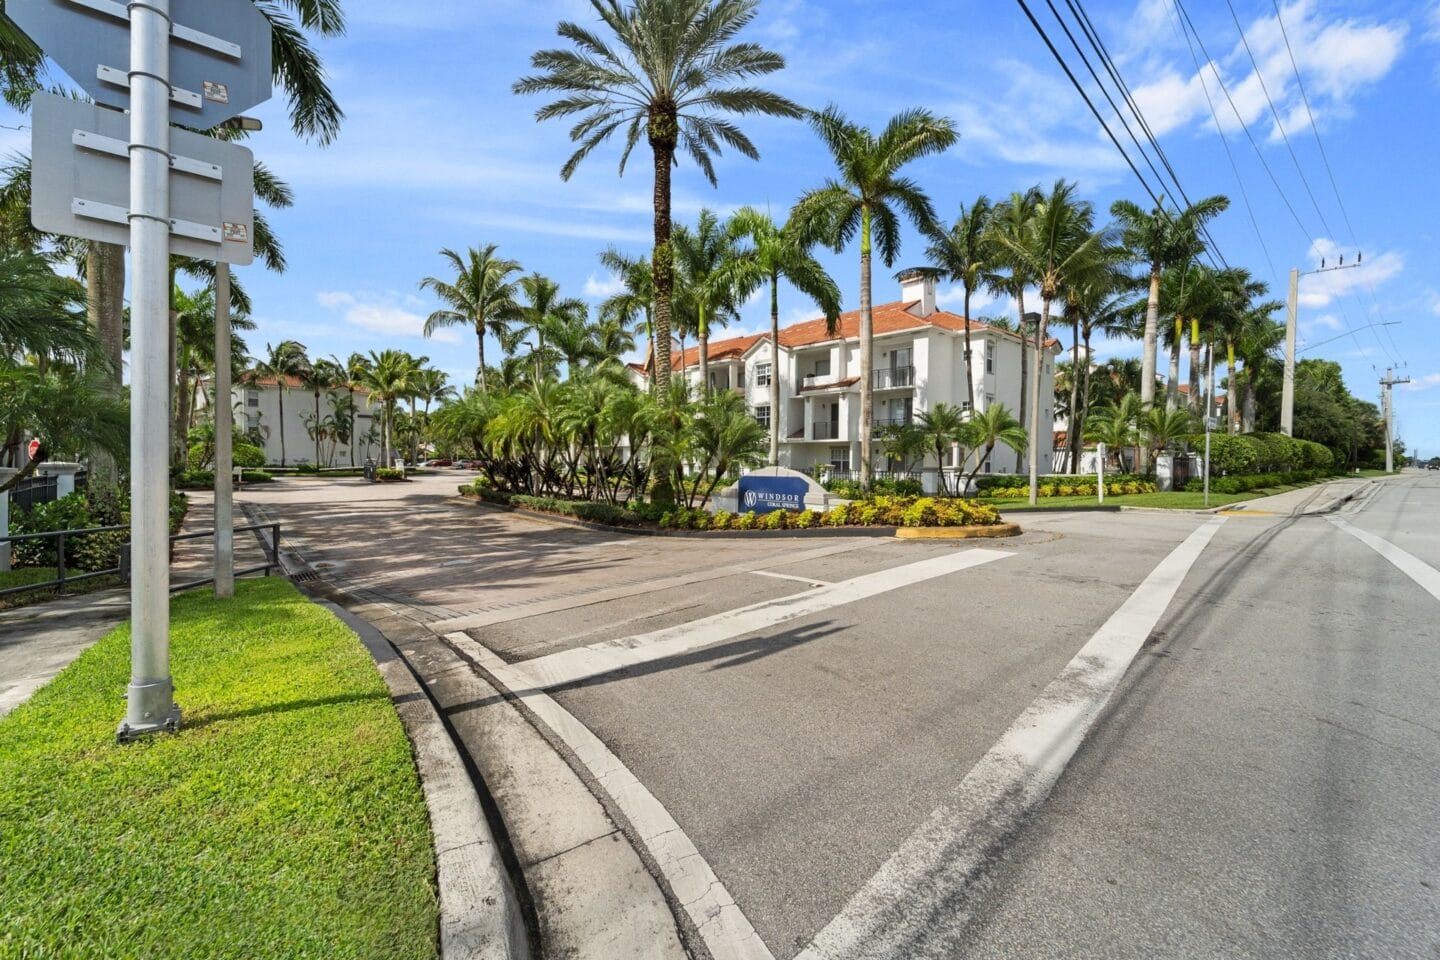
[[231, 375, 384, 467], [669, 272, 1058, 478]]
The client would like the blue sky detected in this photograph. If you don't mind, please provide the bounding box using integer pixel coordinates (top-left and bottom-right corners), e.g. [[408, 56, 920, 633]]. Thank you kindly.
[[5, 0, 1438, 455]]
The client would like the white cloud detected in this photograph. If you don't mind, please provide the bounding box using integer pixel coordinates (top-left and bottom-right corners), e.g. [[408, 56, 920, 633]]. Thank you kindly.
[[1401, 373, 1440, 392], [582, 272, 625, 299], [1429, 294, 1440, 317], [1302, 313, 1342, 332], [316, 291, 457, 344]]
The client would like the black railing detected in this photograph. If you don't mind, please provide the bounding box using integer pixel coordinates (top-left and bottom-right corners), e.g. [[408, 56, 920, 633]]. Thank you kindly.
[[812, 421, 840, 440], [11, 475, 58, 512], [874, 365, 915, 389], [0, 522, 281, 599], [871, 417, 913, 435]]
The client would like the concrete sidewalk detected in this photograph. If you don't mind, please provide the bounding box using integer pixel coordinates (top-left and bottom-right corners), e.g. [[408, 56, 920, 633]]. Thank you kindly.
[[1223, 476, 1376, 516], [0, 589, 128, 717]]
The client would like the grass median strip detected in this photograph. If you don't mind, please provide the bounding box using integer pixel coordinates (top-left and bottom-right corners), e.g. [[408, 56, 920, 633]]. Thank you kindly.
[[0, 578, 438, 960]]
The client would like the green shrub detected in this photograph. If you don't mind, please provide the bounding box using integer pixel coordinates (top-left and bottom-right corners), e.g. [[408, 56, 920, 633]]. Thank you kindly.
[[241, 469, 274, 483], [175, 470, 214, 490], [295, 463, 321, 475], [233, 443, 265, 469], [374, 467, 405, 482]]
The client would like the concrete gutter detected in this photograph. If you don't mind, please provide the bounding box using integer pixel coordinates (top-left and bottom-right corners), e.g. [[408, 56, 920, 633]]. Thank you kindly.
[[317, 597, 533, 960]]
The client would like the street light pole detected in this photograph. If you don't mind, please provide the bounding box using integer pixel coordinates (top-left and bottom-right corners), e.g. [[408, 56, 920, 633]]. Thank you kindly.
[[120, 0, 180, 739], [214, 262, 234, 599], [1380, 368, 1410, 474]]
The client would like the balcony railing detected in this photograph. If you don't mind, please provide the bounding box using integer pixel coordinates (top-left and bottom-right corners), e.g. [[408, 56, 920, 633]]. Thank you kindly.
[[871, 417, 913, 436], [801, 373, 841, 390], [811, 421, 840, 440], [873, 365, 915, 389]]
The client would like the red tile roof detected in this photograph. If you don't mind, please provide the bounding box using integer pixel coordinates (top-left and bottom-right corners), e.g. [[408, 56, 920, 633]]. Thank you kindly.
[[669, 301, 1059, 370]]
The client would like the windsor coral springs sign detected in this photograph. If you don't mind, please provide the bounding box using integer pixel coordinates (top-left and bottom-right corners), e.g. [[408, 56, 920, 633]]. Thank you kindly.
[[738, 475, 810, 514]]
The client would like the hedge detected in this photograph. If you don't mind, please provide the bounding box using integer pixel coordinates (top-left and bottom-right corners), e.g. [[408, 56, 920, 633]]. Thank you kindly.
[[660, 496, 1002, 531], [464, 485, 644, 526], [1183, 432, 1333, 475], [972, 473, 1150, 493], [982, 480, 1158, 499], [823, 477, 923, 499], [1183, 467, 1332, 495], [374, 467, 406, 482]]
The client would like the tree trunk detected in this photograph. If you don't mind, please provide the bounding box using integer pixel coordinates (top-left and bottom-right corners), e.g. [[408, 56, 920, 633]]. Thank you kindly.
[[1242, 365, 1256, 432], [962, 285, 976, 413], [1166, 315, 1181, 411], [1226, 343, 1238, 434], [769, 272, 781, 466], [1017, 293, 1028, 434], [1138, 264, 1161, 473], [1067, 315, 1081, 474], [648, 107, 677, 392], [697, 304, 709, 395], [1188, 316, 1202, 413], [1027, 299, 1049, 505], [858, 203, 874, 491], [475, 318, 488, 391], [349, 387, 357, 466], [1074, 327, 1093, 473], [86, 241, 125, 489], [277, 386, 287, 467], [314, 393, 322, 466]]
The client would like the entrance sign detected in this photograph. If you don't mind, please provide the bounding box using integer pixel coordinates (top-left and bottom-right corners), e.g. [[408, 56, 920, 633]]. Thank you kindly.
[[8, 0, 273, 128], [30, 93, 256, 264], [738, 475, 809, 514]]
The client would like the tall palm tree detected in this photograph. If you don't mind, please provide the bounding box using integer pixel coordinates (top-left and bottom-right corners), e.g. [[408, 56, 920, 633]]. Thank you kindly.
[[673, 208, 741, 392], [419, 244, 523, 390], [1063, 269, 1137, 472], [514, 0, 803, 392], [1084, 391, 1144, 472], [597, 247, 653, 378], [300, 358, 342, 467], [791, 105, 957, 490], [253, 340, 309, 467], [989, 179, 1103, 504], [1110, 193, 1229, 468], [924, 195, 996, 412], [987, 187, 1041, 430], [723, 206, 841, 465], [333, 352, 371, 466], [361, 349, 416, 466], [915, 403, 969, 496]]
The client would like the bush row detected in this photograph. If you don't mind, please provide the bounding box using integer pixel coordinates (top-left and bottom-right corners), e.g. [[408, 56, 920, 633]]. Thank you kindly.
[[660, 496, 1002, 530], [464, 485, 645, 527], [8, 489, 187, 570], [374, 467, 407, 482], [175, 468, 274, 489], [822, 477, 923, 499], [983, 480, 1158, 499], [1185, 432, 1333, 475], [1182, 468, 1332, 495], [187, 442, 265, 471], [973, 473, 1150, 493]]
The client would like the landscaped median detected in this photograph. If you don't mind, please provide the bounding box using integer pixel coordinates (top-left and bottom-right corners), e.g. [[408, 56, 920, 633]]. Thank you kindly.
[[0, 578, 438, 959], [459, 483, 1018, 537]]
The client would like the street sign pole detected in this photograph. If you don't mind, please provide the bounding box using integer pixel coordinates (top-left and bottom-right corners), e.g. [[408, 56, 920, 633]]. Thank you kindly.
[[214, 261, 234, 599], [1096, 442, 1105, 505], [120, 0, 180, 739], [1204, 422, 1213, 509]]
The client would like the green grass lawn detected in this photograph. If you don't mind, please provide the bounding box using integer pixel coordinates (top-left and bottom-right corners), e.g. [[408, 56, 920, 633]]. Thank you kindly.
[[982, 477, 1341, 512], [0, 578, 437, 960]]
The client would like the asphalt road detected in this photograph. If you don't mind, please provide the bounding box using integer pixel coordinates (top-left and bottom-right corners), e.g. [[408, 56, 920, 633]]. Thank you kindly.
[[242, 471, 1440, 960]]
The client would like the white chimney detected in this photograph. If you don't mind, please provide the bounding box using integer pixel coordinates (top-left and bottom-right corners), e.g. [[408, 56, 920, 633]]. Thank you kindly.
[[899, 269, 936, 317]]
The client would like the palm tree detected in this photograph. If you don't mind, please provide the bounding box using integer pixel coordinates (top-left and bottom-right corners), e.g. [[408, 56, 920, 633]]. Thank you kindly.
[[1142, 405, 1199, 461], [334, 352, 371, 466], [924, 195, 996, 412], [361, 349, 416, 466], [419, 244, 523, 390], [299, 358, 342, 467], [1110, 194, 1229, 468], [791, 105, 958, 491], [960, 403, 1027, 495], [987, 188, 1041, 431], [915, 403, 968, 496], [1063, 269, 1137, 472], [253, 340, 308, 467], [723, 207, 841, 465], [1084, 392, 1144, 472], [597, 248, 654, 377], [989, 179, 1104, 503], [514, 0, 803, 392], [513, 274, 589, 380], [673, 209, 742, 392], [1237, 311, 1285, 433]]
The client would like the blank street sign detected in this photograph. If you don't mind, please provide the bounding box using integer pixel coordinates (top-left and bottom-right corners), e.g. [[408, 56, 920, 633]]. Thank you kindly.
[[30, 92, 255, 264], [8, 0, 272, 128]]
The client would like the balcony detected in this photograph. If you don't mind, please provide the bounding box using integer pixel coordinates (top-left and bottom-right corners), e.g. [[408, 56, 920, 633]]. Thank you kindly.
[[873, 365, 915, 389], [811, 421, 840, 440], [871, 417, 913, 436]]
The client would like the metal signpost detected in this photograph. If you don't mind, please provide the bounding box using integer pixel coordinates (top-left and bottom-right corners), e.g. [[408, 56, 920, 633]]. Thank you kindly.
[[1096, 443, 1105, 506], [1203, 416, 1218, 509], [12, 0, 270, 740]]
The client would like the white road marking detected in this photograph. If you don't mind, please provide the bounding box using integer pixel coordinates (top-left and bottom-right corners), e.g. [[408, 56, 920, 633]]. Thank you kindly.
[[515, 549, 1014, 690], [748, 570, 833, 587], [446, 632, 776, 960], [795, 516, 1227, 960], [1328, 517, 1440, 605]]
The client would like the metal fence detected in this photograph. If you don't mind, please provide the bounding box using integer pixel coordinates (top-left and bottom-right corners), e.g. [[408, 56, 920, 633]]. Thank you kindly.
[[11, 475, 58, 513], [0, 522, 281, 599]]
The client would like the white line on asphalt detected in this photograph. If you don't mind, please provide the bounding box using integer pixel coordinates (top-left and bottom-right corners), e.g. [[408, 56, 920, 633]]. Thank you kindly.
[[794, 516, 1228, 960], [1327, 517, 1440, 605], [445, 632, 776, 960], [748, 570, 833, 587], [514, 549, 1014, 690]]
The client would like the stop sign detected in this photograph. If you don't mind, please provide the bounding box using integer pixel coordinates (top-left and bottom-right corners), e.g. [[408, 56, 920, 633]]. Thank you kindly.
[[27, 438, 41, 461]]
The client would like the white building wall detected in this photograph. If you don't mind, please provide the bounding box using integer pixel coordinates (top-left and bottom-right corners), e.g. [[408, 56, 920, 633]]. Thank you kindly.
[[236, 383, 383, 468]]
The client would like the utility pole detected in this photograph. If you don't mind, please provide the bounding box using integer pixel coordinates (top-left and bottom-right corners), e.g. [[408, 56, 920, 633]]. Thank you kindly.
[[1380, 368, 1410, 474], [214, 262, 234, 599], [1282, 257, 1365, 436]]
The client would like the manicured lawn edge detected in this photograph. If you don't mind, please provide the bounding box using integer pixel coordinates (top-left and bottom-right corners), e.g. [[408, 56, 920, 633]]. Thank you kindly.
[[895, 522, 1022, 539], [0, 578, 439, 960], [454, 495, 896, 537]]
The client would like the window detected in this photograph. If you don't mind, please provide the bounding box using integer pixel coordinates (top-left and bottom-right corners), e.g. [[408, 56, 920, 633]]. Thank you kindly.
[[753, 404, 771, 429], [983, 457, 992, 474], [246, 392, 259, 408], [898, 397, 913, 423], [985, 348, 994, 374], [755, 362, 772, 386], [814, 356, 831, 377], [829, 446, 850, 472], [961, 400, 973, 412]]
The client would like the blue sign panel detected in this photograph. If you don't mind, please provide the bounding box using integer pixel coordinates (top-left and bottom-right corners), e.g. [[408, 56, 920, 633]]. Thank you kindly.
[[738, 475, 810, 514]]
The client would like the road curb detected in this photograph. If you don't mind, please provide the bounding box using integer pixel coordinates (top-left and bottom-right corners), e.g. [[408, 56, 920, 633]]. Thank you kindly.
[[894, 522, 1023, 539], [309, 593, 533, 960]]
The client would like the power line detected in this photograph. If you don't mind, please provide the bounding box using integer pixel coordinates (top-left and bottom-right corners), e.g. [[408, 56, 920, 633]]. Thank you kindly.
[[1013, 0, 1166, 212]]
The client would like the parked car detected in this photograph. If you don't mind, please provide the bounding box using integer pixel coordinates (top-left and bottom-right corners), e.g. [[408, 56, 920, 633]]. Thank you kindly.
[[424, 459, 453, 467]]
